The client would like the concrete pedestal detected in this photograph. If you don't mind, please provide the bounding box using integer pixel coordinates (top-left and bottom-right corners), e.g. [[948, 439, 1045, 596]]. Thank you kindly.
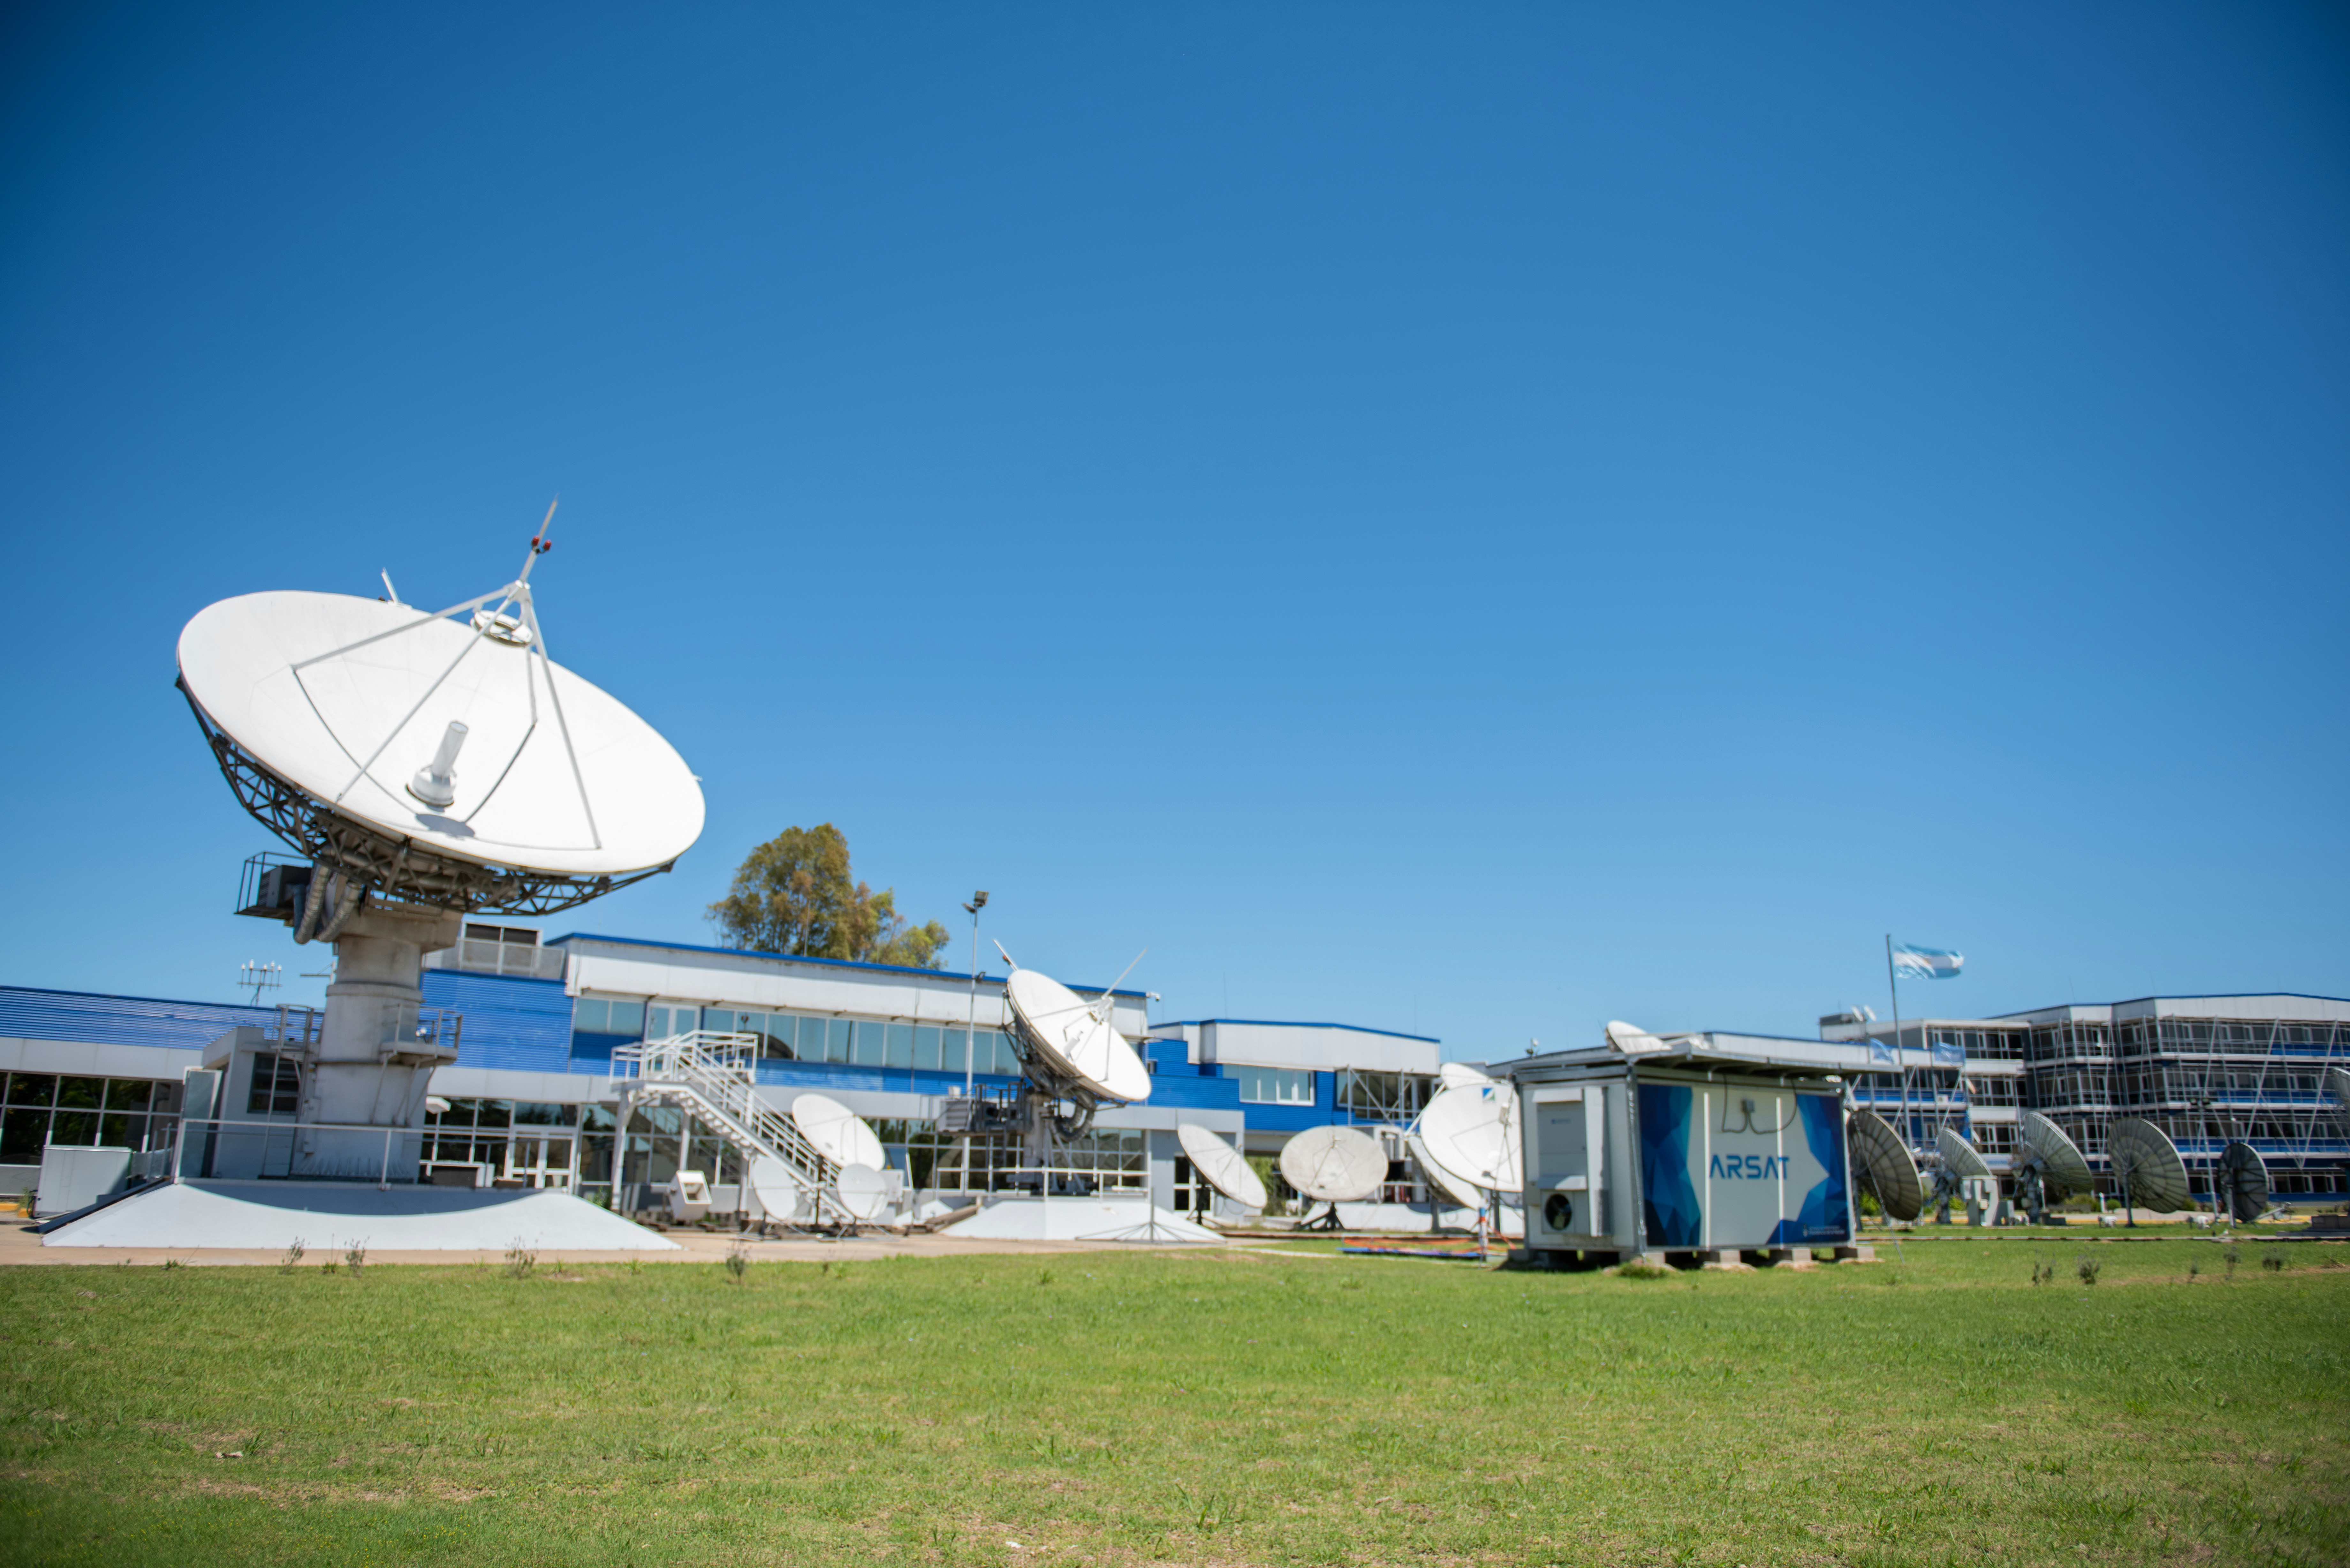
[[296, 901, 464, 1180]]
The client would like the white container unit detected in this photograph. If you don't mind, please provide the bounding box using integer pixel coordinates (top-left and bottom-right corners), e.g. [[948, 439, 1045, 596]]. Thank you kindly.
[[1510, 1046, 1856, 1261]]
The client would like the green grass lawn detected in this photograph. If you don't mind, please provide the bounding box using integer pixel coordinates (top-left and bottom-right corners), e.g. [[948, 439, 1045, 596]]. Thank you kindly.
[[1, 1237, 2344, 1566]]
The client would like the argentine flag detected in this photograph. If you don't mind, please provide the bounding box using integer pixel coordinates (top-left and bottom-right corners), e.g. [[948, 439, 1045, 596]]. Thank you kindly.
[[1891, 942, 1964, 981]]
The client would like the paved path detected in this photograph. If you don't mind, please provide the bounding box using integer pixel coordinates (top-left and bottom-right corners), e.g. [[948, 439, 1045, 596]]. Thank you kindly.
[[0, 1213, 1277, 1267]]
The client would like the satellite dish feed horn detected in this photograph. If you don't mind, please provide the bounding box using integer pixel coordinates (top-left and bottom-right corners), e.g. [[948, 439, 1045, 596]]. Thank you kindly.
[[408, 721, 468, 809]]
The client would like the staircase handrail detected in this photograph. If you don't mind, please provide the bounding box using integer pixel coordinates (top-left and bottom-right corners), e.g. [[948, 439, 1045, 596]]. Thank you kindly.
[[610, 1031, 851, 1224]]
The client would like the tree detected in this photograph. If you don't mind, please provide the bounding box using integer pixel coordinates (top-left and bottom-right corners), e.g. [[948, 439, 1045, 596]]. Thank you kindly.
[[706, 824, 951, 969]]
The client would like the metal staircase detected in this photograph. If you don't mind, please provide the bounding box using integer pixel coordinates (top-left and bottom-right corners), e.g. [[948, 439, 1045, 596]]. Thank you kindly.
[[608, 1031, 851, 1226]]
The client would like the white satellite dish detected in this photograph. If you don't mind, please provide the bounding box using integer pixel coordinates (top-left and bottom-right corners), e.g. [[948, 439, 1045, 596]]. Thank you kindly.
[[1408, 1131, 1488, 1210], [177, 525, 705, 1185], [1177, 1123, 1266, 1210], [2107, 1118, 2193, 1215], [178, 585, 703, 888], [790, 1093, 886, 1170], [1846, 1109, 1924, 1222], [1417, 1080, 1523, 1195], [1438, 1062, 1494, 1089], [748, 1155, 805, 1222], [1278, 1126, 1387, 1204], [1605, 1021, 1668, 1054], [835, 1163, 892, 1222], [1002, 968, 1151, 1103], [1936, 1126, 1993, 1183], [2018, 1111, 2095, 1194]]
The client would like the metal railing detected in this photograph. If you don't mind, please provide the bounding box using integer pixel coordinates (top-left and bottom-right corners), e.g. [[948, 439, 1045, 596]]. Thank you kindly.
[[173, 1114, 433, 1188], [610, 1032, 852, 1225]]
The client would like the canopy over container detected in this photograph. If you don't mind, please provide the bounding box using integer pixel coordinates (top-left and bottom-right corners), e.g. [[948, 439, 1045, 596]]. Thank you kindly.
[[1506, 1043, 1855, 1261]]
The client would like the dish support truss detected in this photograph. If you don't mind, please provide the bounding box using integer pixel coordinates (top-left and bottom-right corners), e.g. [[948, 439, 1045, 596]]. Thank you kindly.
[[607, 1032, 855, 1228], [181, 679, 672, 918]]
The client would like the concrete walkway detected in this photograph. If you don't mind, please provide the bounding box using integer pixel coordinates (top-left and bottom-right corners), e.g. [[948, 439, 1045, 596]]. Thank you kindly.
[[0, 1214, 1263, 1268]]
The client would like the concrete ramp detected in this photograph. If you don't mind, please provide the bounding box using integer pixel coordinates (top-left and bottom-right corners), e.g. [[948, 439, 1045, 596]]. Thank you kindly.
[[42, 1180, 680, 1251], [942, 1195, 1223, 1244]]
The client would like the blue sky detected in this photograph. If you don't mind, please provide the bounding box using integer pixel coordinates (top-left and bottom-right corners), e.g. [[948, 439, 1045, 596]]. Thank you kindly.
[[3, 3, 2345, 1056]]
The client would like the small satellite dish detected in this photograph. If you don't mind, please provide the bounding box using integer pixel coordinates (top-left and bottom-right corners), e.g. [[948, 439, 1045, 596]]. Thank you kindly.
[[1408, 1131, 1488, 1210], [1604, 1021, 1668, 1054], [790, 1093, 886, 1170], [2018, 1111, 2095, 1194], [749, 1155, 805, 1222], [1846, 1109, 1924, 1222], [1278, 1126, 1387, 1203], [1438, 1062, 1494, 1090], [1937, 1126, 1993, 1183], [1177, 1123, 1266, 1210], [1417, 1081, 1522, 1195], [835, 1163, 892, 1222], [2216, 1140, 2270, 1223], [1002, 968, 1151, 1103], [2107, 1117, 2193, 1215]]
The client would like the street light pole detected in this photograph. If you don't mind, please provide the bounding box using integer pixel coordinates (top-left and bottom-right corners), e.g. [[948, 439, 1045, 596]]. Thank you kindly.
[[962, 892, 989, 1099]]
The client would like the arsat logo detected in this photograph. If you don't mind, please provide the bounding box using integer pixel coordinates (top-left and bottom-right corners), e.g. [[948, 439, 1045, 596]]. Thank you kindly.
[[1709, 1154, 1788, 1180]]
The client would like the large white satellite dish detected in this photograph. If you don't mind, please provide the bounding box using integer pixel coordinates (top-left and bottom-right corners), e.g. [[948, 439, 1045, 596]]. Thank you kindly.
[[176, 524, 706, 1188], [790, 1093, 886, 1170], [1002, 968, 1151, 1103], [1438, 1062, 1494, 1089], [1408, 1131, 1488, 1210], [1605, 1021, 1669, 1054], [1177, 1124, 1266, 1210], [1278, 1126, 1387, 1203], [1416, 1080, 1523, 1195], [179, 554, 703, 904]]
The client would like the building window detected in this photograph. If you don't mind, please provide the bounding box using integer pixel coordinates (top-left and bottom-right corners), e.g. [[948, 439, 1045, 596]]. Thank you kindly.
[[1338, 1069, 1435, 1121], [1237, 1066, 1314, 1105], [246, 1053, 300, 1117], [574, 996, 648, 1037]]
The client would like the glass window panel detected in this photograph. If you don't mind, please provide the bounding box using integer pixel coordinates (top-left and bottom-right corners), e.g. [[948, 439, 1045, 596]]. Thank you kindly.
[[886, 1023, 914, 1069], [1, 1107, 46, 1162], [852, 1021, 886, 1067], [57, 1077, 104, 1111], [99, 1112, 131, 1148], [939, 1028, 966, 1074], [475, 1101, 513, 1130], [7, 1074, 55, 1108], [514, 1102, 565, 1126], [51, 1111, 95, 1146], [704, 1008, 737, 1035], [914, 1026, 941, 1071], [826, 1019, 853, 1064], [573, 998, 610, 1033], [989, 1031, 1016, 1075], [607, 1001, 645, 1037]]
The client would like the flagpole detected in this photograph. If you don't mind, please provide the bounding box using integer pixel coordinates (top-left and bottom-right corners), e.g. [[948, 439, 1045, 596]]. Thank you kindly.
[[1885, 935, 1909, 1156]]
